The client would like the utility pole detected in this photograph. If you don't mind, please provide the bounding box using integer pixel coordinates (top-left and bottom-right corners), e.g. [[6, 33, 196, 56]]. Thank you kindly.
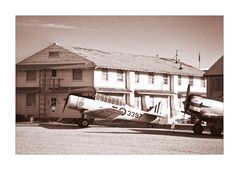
[[198, 52, 201, 69]]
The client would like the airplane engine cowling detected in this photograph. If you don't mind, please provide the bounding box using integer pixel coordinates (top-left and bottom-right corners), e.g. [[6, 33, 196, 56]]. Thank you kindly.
[[67, 95, 79, 110]]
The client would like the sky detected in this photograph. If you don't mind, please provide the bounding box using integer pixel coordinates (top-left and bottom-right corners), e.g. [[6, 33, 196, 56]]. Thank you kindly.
[[16, 16, 223, 69]]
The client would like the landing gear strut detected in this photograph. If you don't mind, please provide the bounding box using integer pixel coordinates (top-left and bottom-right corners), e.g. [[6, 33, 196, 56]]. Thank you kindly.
[[193, 120, 203, 134], [78, 113, 89, 128]]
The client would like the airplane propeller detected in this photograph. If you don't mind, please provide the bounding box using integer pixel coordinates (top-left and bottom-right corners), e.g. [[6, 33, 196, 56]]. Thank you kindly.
[[62, 87, 72, 114], [62, 95, 70, 113], [183, 84, 191, 111]]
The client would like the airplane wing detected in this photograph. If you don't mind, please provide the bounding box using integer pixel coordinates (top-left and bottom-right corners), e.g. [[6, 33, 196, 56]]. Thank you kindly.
[[84, 108, 123, 119], [199, 109, 223, 119]]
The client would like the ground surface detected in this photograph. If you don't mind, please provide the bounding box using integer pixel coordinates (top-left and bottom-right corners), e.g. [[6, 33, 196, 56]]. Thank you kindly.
[[16, 123, 223, 154]]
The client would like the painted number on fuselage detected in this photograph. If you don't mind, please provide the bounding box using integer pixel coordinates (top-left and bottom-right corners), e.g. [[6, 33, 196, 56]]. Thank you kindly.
[[119, 107, 142, 119]]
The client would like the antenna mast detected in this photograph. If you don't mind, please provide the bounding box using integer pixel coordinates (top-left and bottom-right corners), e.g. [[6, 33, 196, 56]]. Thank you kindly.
[[198, 52, 201, 69]]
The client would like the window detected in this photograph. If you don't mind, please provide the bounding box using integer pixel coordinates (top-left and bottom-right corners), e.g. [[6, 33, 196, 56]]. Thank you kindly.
[[148, 73, 154, 84], [117, 70, 124, 82], [49, 51, 59, 57], [189, 76, 194, 86], [51, 97, 57, 106], [178, 99, 182, 109], [149, 97, 154, 107], [26, 93, 36, 106], [52, 69, 57, 77], [72, 69, 82, 80], [134, 97, 140, 108], [201, 77, 206, 88], [178, 75, 182, 85], [135, 72, 140, 83], [26, 70, 36, 81], [101, 69, 108, 81], [163, 74, 168, 85]]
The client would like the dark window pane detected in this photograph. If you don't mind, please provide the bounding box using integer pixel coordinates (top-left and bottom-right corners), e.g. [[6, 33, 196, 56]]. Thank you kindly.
[[26, 93, 36, 106], [73, 69, 82, 80], [26, 70, 36, 81]]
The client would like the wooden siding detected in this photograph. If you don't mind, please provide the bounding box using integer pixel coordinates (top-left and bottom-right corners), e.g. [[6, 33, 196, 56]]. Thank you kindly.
[[16, 70, 39, 87], [16, 93, 39, 116], [18, 43, 91, 65], [206, 76, 223, 102]]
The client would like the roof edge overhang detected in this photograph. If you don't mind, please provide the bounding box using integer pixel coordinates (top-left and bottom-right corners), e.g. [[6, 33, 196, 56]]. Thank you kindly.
[[96, 87, 132, 94], [135, 89, 175, 96], [95, 66, 204, 77]]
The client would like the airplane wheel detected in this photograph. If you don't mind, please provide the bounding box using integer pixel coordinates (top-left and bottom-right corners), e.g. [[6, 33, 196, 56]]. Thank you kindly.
[[210, 126, 222, 135], [78, 119, 89, 128], [193, 121, 203, 134]]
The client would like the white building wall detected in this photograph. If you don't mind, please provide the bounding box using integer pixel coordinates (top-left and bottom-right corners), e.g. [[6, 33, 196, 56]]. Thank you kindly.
[[134, 73, 170, 91], [174, 75, 206, 93], [94, 69, 126, 89]]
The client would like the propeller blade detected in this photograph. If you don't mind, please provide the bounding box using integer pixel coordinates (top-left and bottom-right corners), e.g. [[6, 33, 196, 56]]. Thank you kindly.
[[62, 95, 69, 113], [184, 84, 191, 110], [62, 87, 72, 113]]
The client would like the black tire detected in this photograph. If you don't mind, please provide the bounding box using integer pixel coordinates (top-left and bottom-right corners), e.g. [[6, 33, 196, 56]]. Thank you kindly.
[[78, 119, 89, 128], [193, 121, 203, 134], [210, 125, 222, 135]]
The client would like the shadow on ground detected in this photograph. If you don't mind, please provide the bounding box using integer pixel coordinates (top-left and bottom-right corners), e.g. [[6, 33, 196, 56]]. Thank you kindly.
[[39, 123, 82, 129], [85, 128, 223, 139]]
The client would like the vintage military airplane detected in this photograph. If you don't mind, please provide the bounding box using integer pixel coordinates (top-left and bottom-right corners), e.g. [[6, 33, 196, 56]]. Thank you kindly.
[[183, 85, 224, 135], [62, 93, 167, 128]]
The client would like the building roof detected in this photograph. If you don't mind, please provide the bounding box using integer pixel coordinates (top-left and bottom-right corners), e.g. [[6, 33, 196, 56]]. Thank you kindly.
[[204, 56, 223, 76], [17, 43, 205, 77]]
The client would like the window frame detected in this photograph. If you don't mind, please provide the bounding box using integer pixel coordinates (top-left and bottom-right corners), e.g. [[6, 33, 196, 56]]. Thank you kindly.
[[135, 72, 140, 83], [26, 93, 36, 106], [72, 69, 83, 81], [117, 70, 124, 82], [201, 77, 206, 88], [178, 75, 182, 86], [49, 51, 59, 58], [148, 73, 154, 84], [52, 69, 57, 78], [26, 70, 36, 81], [163, 74, 168, 85], [189, 76, 194, 86], [101, 69, 109, 81], [51, 97, 57, 107]]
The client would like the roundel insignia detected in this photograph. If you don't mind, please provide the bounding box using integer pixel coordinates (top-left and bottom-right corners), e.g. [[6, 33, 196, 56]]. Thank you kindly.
[[77, 98, 85, 108], [119, 108, 126, 115]]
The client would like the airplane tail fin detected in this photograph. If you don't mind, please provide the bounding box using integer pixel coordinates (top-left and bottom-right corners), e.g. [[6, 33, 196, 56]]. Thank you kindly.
[[149, 101, 167, 117]]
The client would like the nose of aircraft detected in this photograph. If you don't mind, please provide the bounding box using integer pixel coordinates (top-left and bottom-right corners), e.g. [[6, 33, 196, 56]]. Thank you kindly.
[[67, 95, 79, 109]]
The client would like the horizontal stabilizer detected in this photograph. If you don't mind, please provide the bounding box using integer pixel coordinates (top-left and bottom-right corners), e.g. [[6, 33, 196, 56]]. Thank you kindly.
[[144, 112, 166, 118]]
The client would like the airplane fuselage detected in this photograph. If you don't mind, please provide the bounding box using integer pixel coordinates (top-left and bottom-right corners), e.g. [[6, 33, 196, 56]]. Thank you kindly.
[[185, 94, 223, 119], [67, 95, 160, 123]]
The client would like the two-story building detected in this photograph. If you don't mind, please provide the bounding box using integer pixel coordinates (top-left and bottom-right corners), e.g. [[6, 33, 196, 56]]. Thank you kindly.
[[16, 43, 206, 123]]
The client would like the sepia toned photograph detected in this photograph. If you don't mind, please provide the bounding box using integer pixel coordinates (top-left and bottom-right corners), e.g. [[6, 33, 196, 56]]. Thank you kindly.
[[16, 16, 223, 155]]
